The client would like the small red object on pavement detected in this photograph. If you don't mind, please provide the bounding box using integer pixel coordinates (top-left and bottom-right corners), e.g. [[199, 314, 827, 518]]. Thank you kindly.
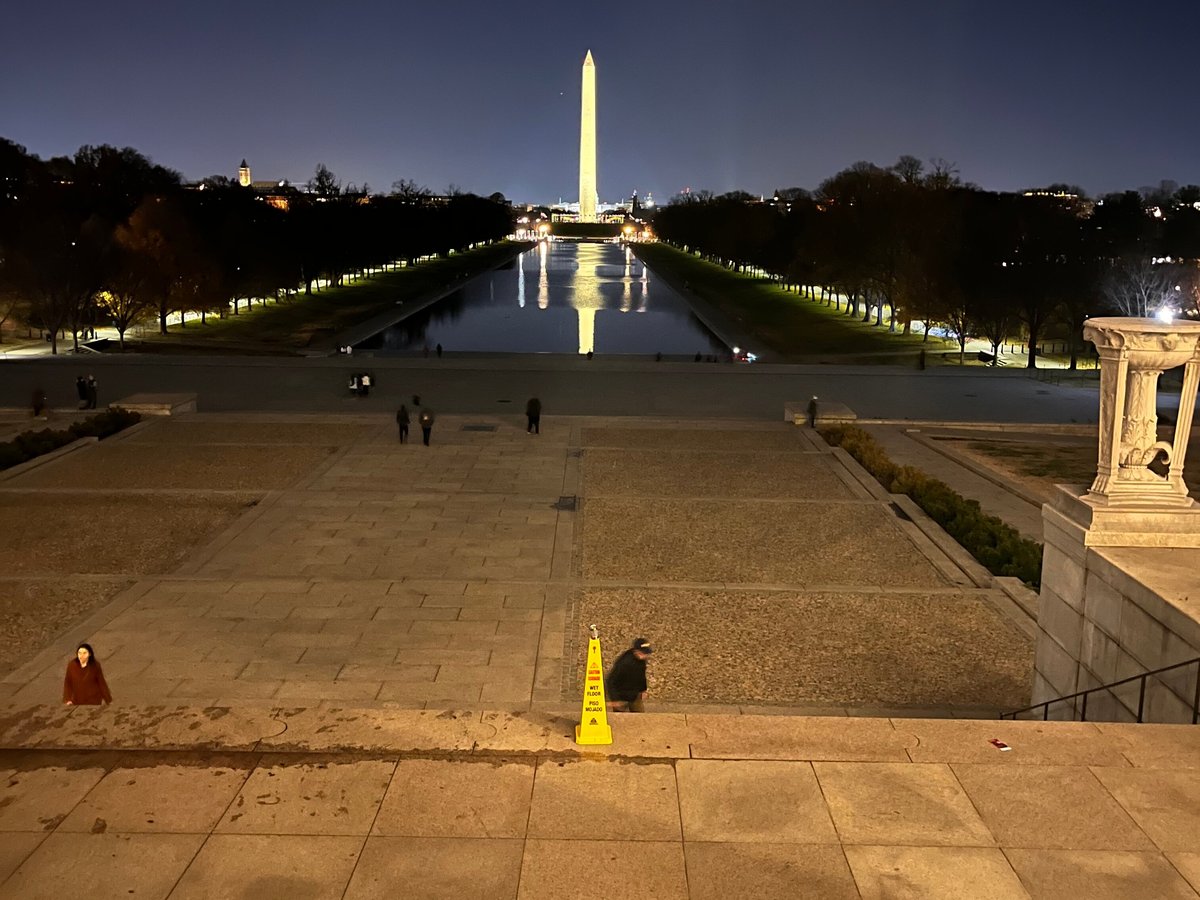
[[990, 739, 1012, 751]]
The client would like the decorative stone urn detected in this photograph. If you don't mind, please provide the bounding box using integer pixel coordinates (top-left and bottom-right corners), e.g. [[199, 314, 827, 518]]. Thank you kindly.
[[1084, 317, 1200, 508]]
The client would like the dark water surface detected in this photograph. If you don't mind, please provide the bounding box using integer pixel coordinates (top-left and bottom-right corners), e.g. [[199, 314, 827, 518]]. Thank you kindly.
[[355, 241, 727, 355]]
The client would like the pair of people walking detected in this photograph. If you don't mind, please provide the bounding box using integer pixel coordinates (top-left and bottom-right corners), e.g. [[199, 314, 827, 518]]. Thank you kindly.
[[396, 403, 435, 445], [396, 399, 538, 443], [75, 375, 98, 410]]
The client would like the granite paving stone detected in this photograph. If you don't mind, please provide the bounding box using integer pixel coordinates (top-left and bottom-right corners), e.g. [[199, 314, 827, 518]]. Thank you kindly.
[[58, 764, 249, 834], [903, 719, 1129, 766], [0, 832, 205, 900], [216, 760, 395, 835], [1004, 849, 1200, 900], [842, 846, 1030, 899], [1090, 768, 1200, 852], [344, 836, 524, 900], [951, 764, 1155, 850], [1169, 853, 1200, 894], [682, 842, 859, 900], [0, 766, 106, 832], [167, 834, 364, 900], [0, 833, 46, 883], [373, 759, 534, 838], [518, 839, 688, 900], [527, 759, 681, 841], [676, 759, 837, 843], [814, 762, 996, 847]]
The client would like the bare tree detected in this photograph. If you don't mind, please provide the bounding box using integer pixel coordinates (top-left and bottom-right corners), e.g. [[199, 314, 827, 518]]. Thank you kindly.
[[307, 163, 341, 199], [390, 179, 430, 201], [892, 154, 924, 185], [1102, 257, 1175, 317]]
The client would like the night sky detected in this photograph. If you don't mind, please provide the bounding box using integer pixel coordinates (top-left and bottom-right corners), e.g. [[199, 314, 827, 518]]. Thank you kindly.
[[3, 0, 1197, 204]]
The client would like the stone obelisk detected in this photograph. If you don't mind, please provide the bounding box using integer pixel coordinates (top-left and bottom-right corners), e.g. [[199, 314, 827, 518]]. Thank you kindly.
[[578, 50, 597, 223]]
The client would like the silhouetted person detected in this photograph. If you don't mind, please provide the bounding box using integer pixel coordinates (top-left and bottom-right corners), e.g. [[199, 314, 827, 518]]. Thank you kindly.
[[419, 407, 435, 446], [655, 352, 662, 362], [526, 397, 541, 434], [396, 404, 410, 443], [694, 352, 702, 362], [32, 387, 47, 419], [807, 396, 819, 428], [85, 375, 98, 409], [606, 638, 653, 713], [436, 343, 443, 358]]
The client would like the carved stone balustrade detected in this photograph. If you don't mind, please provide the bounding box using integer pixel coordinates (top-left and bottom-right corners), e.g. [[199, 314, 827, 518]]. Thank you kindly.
[[1084, 317, 1200, 508]]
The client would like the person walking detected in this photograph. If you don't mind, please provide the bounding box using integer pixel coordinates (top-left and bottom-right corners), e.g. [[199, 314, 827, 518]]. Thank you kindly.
[[418, 406, 435, 446], [525, 397, 541, 435], [62, 643, 112, 706], [396, 404, 410, 443], [75, 376, 88, 409], [806, 395, 819, 428], [85, 375, 98, 410], [606, 637, 653, 712]]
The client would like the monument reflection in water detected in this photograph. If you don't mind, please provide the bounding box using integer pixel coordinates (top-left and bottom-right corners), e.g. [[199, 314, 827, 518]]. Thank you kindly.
[[356, 241, 727, 356]]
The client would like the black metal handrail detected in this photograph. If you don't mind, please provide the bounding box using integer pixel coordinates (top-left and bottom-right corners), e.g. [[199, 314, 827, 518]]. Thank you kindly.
[[1001, 656, 1200, 723]]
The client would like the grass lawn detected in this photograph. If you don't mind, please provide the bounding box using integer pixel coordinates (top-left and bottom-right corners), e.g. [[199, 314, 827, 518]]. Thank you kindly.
[[963, 439, 1200, 495], [633, 242, 952, 360], [133, 241, 525, 352]]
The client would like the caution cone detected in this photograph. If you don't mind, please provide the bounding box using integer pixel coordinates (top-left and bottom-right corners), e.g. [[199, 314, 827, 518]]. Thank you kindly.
[[576, 624, 613, 745]]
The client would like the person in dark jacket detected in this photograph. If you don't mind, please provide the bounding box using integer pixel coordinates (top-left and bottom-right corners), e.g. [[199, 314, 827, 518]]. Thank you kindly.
[[396, 404, 410, 443], [418, 407, 435, 446], [525, 397, 542, 434], [85, 375, 98, 409], [63, 643, 112, 706], [606, 637, 652, 712]]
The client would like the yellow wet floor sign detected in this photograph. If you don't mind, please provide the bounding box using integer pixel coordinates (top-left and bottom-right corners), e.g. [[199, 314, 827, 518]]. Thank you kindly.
[[576, 625, 613, 745]]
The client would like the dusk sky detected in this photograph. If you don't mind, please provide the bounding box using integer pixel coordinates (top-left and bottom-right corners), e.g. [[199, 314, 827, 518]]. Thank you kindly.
[[3, 0, 1197, 204]]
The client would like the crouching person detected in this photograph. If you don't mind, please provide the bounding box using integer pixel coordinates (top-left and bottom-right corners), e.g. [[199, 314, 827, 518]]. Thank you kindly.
[[606, 637, 652, 712]]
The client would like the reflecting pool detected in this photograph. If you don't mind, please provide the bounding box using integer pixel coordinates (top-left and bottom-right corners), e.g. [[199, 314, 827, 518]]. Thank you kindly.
[[355, 241, 727, 355]]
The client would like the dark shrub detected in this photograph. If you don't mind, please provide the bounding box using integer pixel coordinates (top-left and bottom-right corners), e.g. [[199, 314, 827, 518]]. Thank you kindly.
[[0, 409, 142, 472]]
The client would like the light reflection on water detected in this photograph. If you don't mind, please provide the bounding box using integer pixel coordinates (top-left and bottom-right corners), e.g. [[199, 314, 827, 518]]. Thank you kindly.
[[355, 241, 727, 355]]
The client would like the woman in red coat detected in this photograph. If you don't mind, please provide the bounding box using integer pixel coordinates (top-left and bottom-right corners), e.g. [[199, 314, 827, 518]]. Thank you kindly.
[[62, 643, 112, 706]]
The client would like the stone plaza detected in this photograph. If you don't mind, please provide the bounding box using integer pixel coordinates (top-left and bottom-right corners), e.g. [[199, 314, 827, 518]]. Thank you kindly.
[[0, 343, 1198, 896], [1, 411, 1033, 714]]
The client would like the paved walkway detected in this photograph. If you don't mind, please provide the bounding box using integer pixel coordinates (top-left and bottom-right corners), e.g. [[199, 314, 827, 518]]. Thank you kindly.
[[0, 709, 1198, 898], [0, 412, 1034, 715], [863, 425, 1047, 541], [0, 356, 1103, 422]]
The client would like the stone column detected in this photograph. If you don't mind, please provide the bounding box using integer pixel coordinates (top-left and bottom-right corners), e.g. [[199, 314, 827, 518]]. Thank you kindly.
[[1033, 317, 1200, 720]]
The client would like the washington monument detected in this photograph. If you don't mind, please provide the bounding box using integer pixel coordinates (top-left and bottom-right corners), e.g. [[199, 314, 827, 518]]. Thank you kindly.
[[579, 50, 597, 223]]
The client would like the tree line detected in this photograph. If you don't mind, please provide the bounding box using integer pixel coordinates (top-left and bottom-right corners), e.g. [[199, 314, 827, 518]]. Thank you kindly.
[[0, 139, 513, 352], [653, 157, 1200, 367]]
